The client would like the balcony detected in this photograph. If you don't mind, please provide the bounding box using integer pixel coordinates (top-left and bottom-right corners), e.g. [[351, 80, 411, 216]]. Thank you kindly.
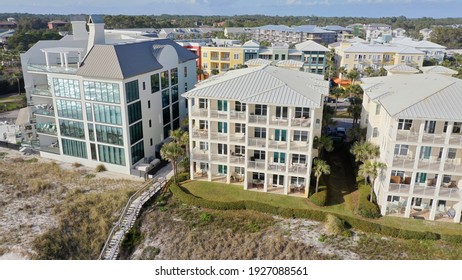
[[229, 133, 245, 143], [413, 185, 437, 197], [27, 63, 79, 74], [249, 115, 267, 125], [210, 56, 220, 61], [220, 56, 230, 61], [396, 130, 418, 142], [211, 154, 228, 163], [210, 110, 228, 119], [417, 158, 441, 171], [36, 123, 57, 136], [422, 133, 445, 144], [438, 187, 462, 200], [191, 106, 208, 117], [268, 140, 287, 150], [291, 118, 310, 128], [210, 132, 227, 141], [288, 164, 308, 175], [268, 163, 286, 172], [248, 137, 266, 148], [34, 106, 55, 117], [30, 86, 52, 97], [388, 183, 411, 194], [191, 150, 209, 161], [392, 156, 415, 169], [444, 158, 462, 173], [247, 160, 265, 170], [449, 134, 462, 146], [269, 117, 289, 126], [229, 110, 246, 121], [40, 145, 60, 155], [230, 155, 246, 165], [290, 141, 309, 152], [192, 129, 208, 140]]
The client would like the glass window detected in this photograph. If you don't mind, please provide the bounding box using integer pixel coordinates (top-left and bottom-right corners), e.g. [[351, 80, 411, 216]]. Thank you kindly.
[[128, 101, 142, 125], [90, 143, 97, 160], [83, 81, 120, 103], [453, 122, 462, 133], [53, 78, 80, 99], [171, 85, 179, 103], [62, 138, 87, 159], [173, 118, 180, 130], [275, 106, 288, 118], [218, 164, 228, 174], [93, 104, 122, 125], [295, 107, 310, 118], [448, 148, 457, 159], [218, 100, 228, 111], [199, 141, 208, 150], [255, 104, 267, 115], [218, 121, 228, 133], [59, 119, 85, 139], [254, 127, 266, 138], [293, 130, 308, 141], [199, 120, 208, 130], [235, 123, 245, 133], [125, 80, 139, 103], [398, 119, 413, 130], [252, 172, 264, 181], [96, 124, 124, 146], [253, 150, 265, 160], [375, 104, 381, 115], [273, 152, 286, 163], [151, 73, 160, 93], [85, 103, 93, 121], [234, 145, 245, 155], [131, 141, 145, 165], [163, 124, 171, 139], [199, 98, 208, 109], [373, 127, 379, 137], [218, 143, 227, 155], [172, 102, 180, 120], [129, 121, 143, 145], [163, 107, 171, 125], [56, 99, 83, 120], [161, 70, 169, 89], [292, 154, 306, 164], [170, 68, 178, 85], [235, 101, 246, 112], [162, 89, 170, 108], [88, 123, 95, 141], [184, 66, 188, 78], [98, 144, 126, 166], [394, 144, 408, 156]]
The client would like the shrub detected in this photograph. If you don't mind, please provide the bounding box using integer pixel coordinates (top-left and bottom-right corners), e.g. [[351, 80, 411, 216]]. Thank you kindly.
[[72, 162, 82, 168], [120, 225, 144, 257], [95, 164, 106, 173], [141, 246, 160, 259], [176, 172, 190, 183], [25, 158, 38, 163], [0, 152, 7, 159], [84, 173, 96, 179], [199, 212, 213, 223], [324, 214, 345, 236], [356, 184, 381, 218], [310, 187, 327, 207], [30, 179, 53, 195]]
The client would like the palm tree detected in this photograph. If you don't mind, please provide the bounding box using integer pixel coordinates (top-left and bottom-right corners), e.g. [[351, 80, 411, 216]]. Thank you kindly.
[[169, 128, 190, 159], [313, 158, 331, 194], [160, 141, 185, 184], [347, 68, 360, 85], [314, 135, 334, 159], [338, 66, 347, 80], [364, 66, 376, 77], [330, 87, 344, 111], [358, 160, 386, 202], [347, 98, 362, 127], [350, 141, 380, 164]]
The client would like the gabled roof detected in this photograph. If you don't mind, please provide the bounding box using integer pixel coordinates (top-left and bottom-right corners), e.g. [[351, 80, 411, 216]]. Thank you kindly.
[[344, 43, 423, 54], [182, 65, 328, 108], [77, 39, 197, 80], [245, 58, 272, 67], [421, 65, 458, 75], [276, 60, 304, 68], [392, 37, 446, 49], [295, 40, 329, 52], [384, 64, 419, 74], [361, 74, 462, 120], [243, 40, 260, 47]]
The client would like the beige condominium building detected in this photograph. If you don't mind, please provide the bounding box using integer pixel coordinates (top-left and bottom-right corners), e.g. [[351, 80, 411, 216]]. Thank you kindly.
[[361, 73, 462, 223], [182, 65, 328, 196]]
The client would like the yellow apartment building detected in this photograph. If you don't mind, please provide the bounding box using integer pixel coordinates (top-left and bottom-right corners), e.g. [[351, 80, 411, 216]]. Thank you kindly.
[[201, 46, 245, 75]]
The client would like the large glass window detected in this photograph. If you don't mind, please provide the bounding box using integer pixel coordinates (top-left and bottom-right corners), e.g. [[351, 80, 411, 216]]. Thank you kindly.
[[162, 89, 170, 108], [253, 150, 265, 160], [129, 121, 143, 145], [163, 107, 171, 124], [398, 119, 413, 130], [218, 122, 228, 133], [83, 81, 120, 103], [163, 124, 171, 139], [128, 101, 142, 125], [85, 103, 93, 121], [235, 101, 246, 112], [93, 104, 122, 125], [62, 138, 87, 158], [53, 78, 80, 99], [170, 68, 178, 85], [96, 124, 124, 146], [292, 154, 306, 164], [151, 73, 160, 93], [131, 141, 145, 164], [88, 123, 95, 141], [98, 144, 126, 166], [295, 107, 310, 118], [255, 104, 267, 115], [172, 102, 180, 121], [125, 80, 139, 103], [56, 99, 83, 120], [275, 106, 288, 118], [273, 152, 286, 164], [199, 98, 208, 109], [161, 70, 169, 89], [293, 130, 308, 141], [171, 85, 179, 103], [59, 120, 85, 139], [173, 118, 180, 130], [254, 127, 266, 138]]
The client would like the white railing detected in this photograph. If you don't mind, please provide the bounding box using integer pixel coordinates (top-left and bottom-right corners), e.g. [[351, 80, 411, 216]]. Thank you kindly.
[[230, 155, 246, 164], [396, 130, 418, 143], [191, 106, 208, 117], [268, 141, 287, 150], [229, 133, 245, 143], [248, 137, 267, 148], [449, 134, 462, 146], [392, 156, 415, 169], [413, 185, 437, 196], [269, 117, 289, 126], [192, 129, 208, 140], [291, 118, 311, 128], [210, 132, 228, 141], [247, 160, 265, 170], [210, 110, 228, 119], [229, 110, 246, 121], [438, 187, 462, 199], [421, 133, 445, 144], [417, 159, 441, 171], [288, 165, 307, 175], [191, 151, 209, 161], [388, 183, 411, 194], [99, 177, 166, 260], [249, 115, 267, 124], [268, 163, 286, 172], [444, 159, 462, 173], [211, 154, 228, 162], [290, 142, 309, 151]]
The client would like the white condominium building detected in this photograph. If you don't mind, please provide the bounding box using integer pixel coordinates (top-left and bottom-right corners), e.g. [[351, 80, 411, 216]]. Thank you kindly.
[[20, 16, 197, 175], [182, 65, 328, 196], [361, 73, 462, 223]]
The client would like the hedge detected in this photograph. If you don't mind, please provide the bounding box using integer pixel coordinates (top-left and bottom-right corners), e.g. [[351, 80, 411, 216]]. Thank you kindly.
[[170, 183, 462, 242], [356, 183, 381, 219], [310, 187, 327, 207]]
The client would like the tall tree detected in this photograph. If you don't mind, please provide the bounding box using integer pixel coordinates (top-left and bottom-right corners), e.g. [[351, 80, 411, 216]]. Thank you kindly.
[[330, 87, 344, 111], [347, 68, 360, 86], [160, 141, 185, 184], [358, 160, 386, 202], [312, 158, 331, 194], [350, 141, 380, 164], [314, 135, 334, 159]]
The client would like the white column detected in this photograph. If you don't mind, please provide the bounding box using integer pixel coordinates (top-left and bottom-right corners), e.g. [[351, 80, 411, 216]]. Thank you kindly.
[[63, 52, 69, 70], [454, 202, 461, 223], [404, 196, 412, 218], [59, 52, 64, 67], [44, 51, 50, 68], [429, 200, 438, 220], [78, 52, 82, 68], [380, 194, 388, 216], [188, 101, 194, 181]]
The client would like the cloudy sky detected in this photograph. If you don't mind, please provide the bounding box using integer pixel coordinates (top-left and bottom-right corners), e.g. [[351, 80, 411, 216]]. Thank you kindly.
[[3, 0, 460, 18]]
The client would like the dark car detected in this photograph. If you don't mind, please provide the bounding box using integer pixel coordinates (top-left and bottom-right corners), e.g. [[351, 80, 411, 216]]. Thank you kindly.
[[325, 97, 337, 103]]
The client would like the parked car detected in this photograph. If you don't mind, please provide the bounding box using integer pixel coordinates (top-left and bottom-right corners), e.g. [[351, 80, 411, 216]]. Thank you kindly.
[[325, 96, 337, 103], [342, 97, 355, 103], [336, 127, 346, 139]]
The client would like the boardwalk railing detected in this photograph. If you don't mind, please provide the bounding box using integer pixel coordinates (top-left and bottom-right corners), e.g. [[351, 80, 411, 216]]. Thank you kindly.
[[98, 176, 167, 260]]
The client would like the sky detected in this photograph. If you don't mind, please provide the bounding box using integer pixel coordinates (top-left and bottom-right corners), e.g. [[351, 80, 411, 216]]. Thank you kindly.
[[2, 0, 462, 18]]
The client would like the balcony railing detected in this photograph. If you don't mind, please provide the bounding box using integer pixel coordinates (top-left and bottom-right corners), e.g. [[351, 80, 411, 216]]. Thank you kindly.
[[191, 150, 209, 161], [210, 56, 219, 61], [191, 106, 208, 117], [438, 187, 462, 200], [247, 160, 265, 170], [417, 159, 441, 171], [248, 137, 267, 148], [40, 145, 60, 154], [268, 163, 286, 172], [220, 57, 230, 61], [229, 110, 246, 121], [30, 86, 52, 97], [268, 140, 287, 150], [210, 109, 228, 119], [36, 124, 57, 135], [422, 133, 445, 144], [34, 108, 55, 117], [396, 130, 418, 142], [211, 154, 228, 162], [388, 183, 411, 194], [290, 142, 309, 151], [192, 129, 208, 139], [444, 158, 462, 173], [392, 156, 415, 169], [291, 118, 310, 128], [230, 155, 246, 165], [269, 117, 289, 126], [27, 63, 79, 74], [413, 185, 437, 197], [210, 132, 227, 141], [249, 115, 267, 124], [229, 133, 245, 143], [288, 164, 307, 175], [449, 134, 462, 146]]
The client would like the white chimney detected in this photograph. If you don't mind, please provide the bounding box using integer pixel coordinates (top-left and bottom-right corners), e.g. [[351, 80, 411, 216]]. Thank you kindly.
[[87, 15, 105, 52], [71, 20, 87, 41]]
